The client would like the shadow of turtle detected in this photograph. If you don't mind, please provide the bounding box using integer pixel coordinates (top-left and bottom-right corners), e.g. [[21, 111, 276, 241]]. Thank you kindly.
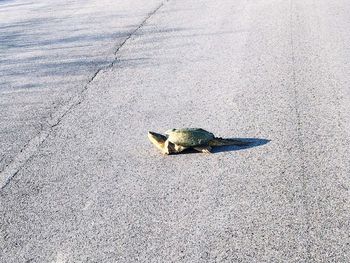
[[211, 138, 270, 153], [176, 138, 270, 154]]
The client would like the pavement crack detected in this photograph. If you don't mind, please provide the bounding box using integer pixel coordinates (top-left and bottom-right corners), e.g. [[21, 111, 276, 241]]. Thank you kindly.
[[289, 0, 312, 260], [0, 1, 168, 191]]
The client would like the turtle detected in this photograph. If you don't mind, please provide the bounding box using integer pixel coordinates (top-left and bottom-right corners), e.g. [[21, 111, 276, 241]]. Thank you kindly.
[[148, 128, 249, 154]]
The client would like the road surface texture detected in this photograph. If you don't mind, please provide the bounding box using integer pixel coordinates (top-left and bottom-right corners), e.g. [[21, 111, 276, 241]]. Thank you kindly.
[[1, 0, 350, 262], [0, 0, 163, 173]]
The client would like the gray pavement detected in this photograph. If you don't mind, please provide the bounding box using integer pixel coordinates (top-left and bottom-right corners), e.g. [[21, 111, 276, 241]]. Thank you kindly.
[[1, 0, 350, 262], [0, 0, 163, 172]]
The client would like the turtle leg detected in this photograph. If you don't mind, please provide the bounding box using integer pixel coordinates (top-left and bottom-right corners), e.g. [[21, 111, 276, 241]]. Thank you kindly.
[[174, 144, 187, 153], [193, 146, 212, 153], [164, 140, 187, 154], [163, 140, 175, 154]]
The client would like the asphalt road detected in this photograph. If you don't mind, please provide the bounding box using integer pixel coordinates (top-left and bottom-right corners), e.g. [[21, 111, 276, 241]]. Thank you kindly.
[[1, 0, 350, 262], [0, 0, 163, 172]]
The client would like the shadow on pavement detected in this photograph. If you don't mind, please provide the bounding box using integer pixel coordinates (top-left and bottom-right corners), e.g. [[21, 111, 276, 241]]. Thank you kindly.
[[172, 138, 270, 154], [211, 138, 270, 153]]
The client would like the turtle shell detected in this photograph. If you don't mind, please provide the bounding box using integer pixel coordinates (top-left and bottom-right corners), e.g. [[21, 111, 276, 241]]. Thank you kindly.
[[165, 128, 215, 147]]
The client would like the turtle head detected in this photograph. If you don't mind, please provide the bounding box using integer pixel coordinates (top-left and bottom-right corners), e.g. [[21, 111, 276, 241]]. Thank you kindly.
[[148, 131, 176, 155]]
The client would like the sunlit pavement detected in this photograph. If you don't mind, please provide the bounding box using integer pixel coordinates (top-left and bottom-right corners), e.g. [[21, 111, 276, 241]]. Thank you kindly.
[[1, 0, 350, 262]]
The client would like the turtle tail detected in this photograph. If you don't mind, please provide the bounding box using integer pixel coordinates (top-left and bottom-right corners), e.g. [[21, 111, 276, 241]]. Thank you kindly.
[[209, 137, 250, 147]]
